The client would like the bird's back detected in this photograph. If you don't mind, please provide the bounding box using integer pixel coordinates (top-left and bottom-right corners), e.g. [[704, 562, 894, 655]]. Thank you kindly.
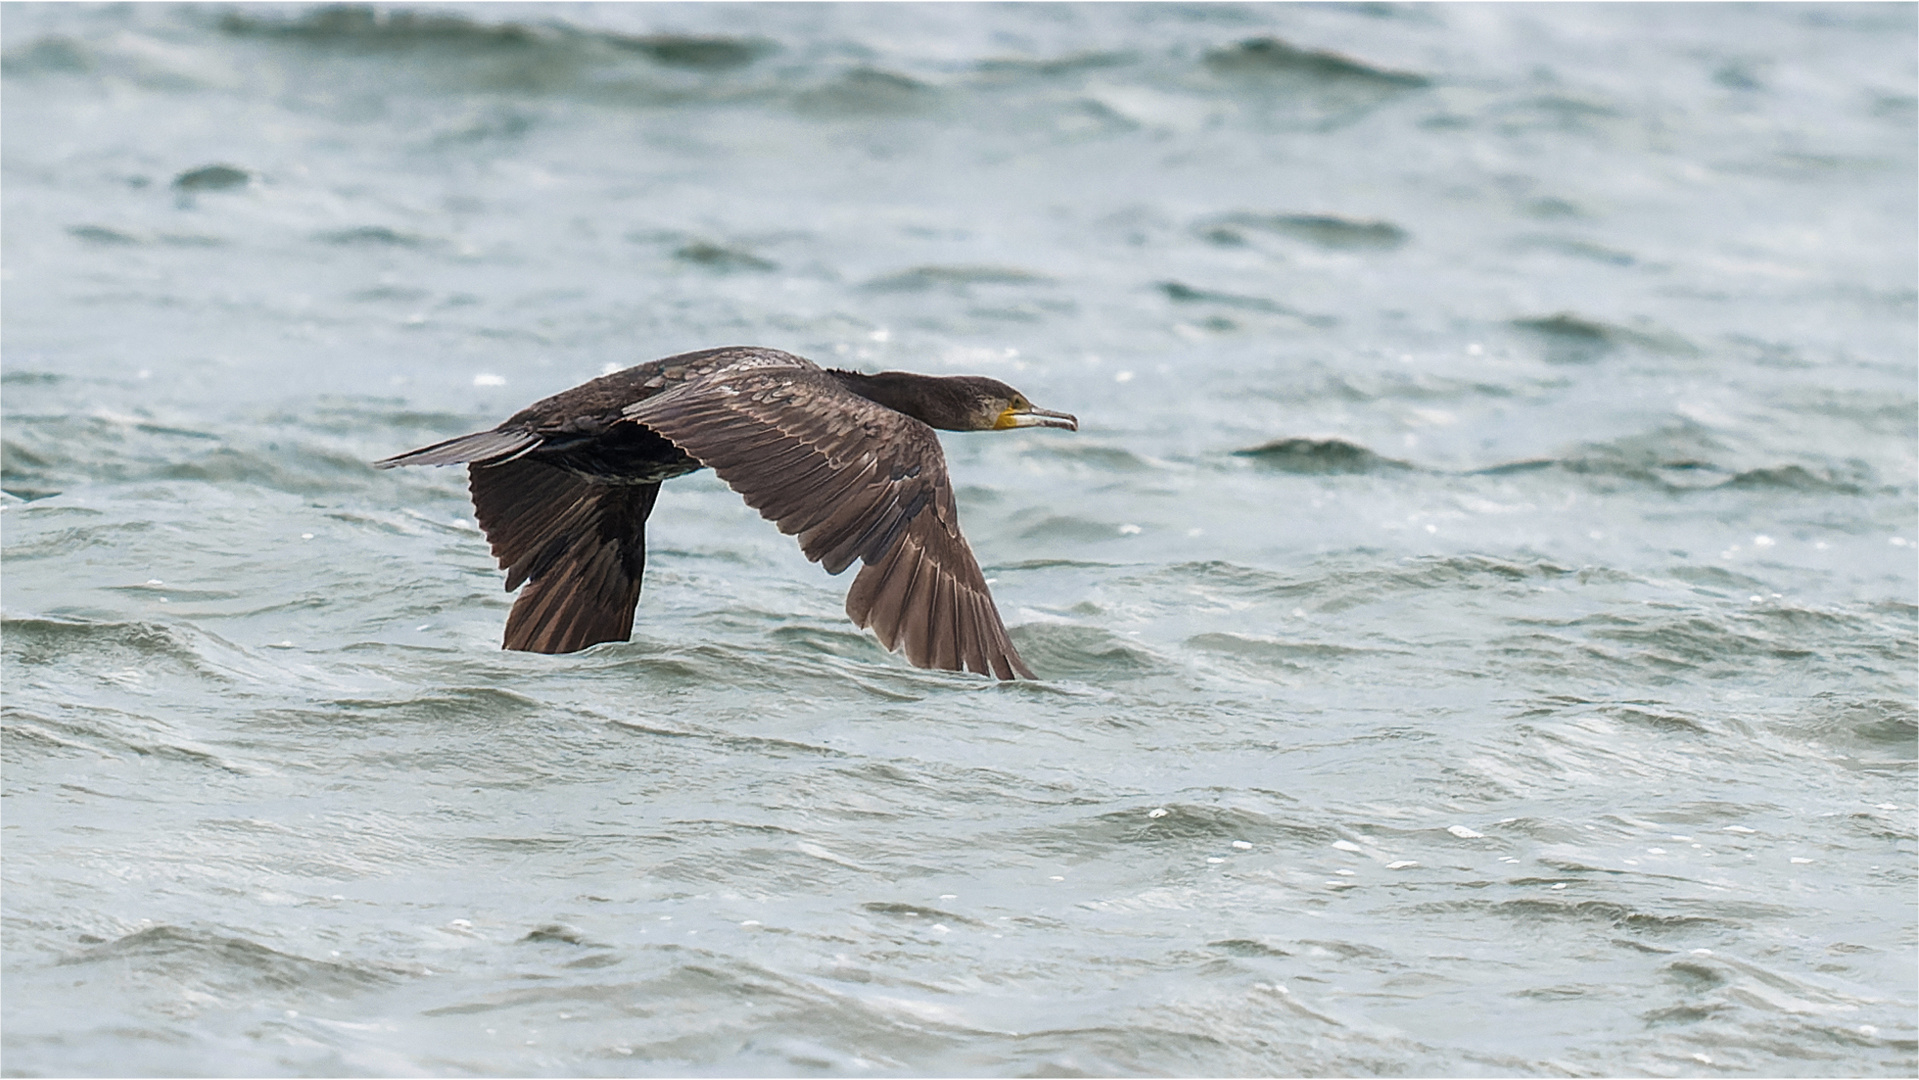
[[504, 347, 822, 436]]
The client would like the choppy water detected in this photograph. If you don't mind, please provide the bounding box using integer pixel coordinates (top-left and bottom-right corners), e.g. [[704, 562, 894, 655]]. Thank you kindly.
[[4, 2, 1916, 1076]]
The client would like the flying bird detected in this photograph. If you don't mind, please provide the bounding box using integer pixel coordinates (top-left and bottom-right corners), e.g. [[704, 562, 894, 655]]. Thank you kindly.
[[375, 346, 1078, 679]]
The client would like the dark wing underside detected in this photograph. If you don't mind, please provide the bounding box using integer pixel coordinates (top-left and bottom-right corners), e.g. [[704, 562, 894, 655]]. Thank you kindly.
[[468, 457, 661, 654], [628, 368, 1032, 679], [377, 426, 661, 654]]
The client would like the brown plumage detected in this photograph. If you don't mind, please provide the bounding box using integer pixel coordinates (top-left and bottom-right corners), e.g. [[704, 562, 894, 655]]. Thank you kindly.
[[374, 346, 1077, 679]]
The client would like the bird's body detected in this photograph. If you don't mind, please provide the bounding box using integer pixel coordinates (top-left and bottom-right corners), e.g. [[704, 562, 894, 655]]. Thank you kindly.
[[375, 346, 1076, 679]]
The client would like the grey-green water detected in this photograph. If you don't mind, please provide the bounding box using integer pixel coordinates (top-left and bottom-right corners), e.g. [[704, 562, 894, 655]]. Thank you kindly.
[[3, 3, 1915, 1076]]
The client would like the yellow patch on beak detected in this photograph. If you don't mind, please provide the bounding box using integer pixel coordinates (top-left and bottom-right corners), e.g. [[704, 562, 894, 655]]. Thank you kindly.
[[992, 404, 1078, 432]]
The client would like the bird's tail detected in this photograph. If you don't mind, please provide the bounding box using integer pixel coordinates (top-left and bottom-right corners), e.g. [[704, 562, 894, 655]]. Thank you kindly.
[[372, 429, 542, 469]]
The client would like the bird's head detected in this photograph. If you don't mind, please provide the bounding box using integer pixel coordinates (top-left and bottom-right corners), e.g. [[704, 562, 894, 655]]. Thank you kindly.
[[855, 374, 1082, 433], [968, 377, 1079, 433], [833, 370, 1078, 433]]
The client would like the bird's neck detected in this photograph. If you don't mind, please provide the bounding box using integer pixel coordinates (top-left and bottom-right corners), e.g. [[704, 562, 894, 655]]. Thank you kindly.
[[828, 369, 947, 427]]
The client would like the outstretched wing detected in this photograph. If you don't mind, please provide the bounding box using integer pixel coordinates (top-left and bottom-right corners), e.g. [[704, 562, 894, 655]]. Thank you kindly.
[[468, 457, 661, 654], [375, 426, 659, 655], [627, 369, 1032, 679]]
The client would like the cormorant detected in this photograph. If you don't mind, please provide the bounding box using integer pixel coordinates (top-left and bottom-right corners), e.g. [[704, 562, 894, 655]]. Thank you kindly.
[[374, 346, 1077, 679]]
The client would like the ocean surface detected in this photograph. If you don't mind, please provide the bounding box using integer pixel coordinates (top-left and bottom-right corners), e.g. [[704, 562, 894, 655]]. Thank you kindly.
[[3, 3, 1915, 1076]]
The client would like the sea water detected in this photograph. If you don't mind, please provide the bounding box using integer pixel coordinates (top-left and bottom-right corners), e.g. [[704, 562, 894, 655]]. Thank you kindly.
[[3, 3, 1914, 1075]]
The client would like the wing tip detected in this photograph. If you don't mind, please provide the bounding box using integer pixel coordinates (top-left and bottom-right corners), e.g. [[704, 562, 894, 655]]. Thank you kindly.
[[843, 552, 1037, 680], [374, 429, 541, 470], [996, 647, 1037, 681], [502, 569, 641, 655]]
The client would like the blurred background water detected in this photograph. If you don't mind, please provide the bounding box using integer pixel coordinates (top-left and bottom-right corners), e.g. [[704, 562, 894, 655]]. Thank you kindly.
[[3, 2, 1915, 1075]]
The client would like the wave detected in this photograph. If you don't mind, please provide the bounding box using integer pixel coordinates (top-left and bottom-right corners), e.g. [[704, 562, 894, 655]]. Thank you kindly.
[[975, 51, 1138, 81], [1233, 437, 1412, 475], [314, 686, 544, 724], [1006, 624, 1164, 677], [218, 6, 772, 72], [1158, 281, 1336, 326], [187, 9, 1438, 139], [0, 398, 525, 501], [1104, 559, 1298, 597], [0, 33, 92, 75], [1199, 212, 1408, 251], [1720, 465, 1869, 494], [1489, 599, 1914, 692], [174, 163, 251, 191], [62, 925, 401, 995], [1472, 424, 1883, 494], [3, 615, 227, 677], [1509, 312, 1700, 363], [1041, 443, 1157, 472], [65, 223, 229, 248], [1202, 37, 1428, 89], [1780, 696, 1918, 769], [564, 633, 991, 702], [1483, 455, 1882, 494], [671, 240, 777, 273], [1310, 554, 1576, 606], [206, 5, 783, 110], [208, 6, 1025, 126], [1231, 420, 1891, 495], [1511, 233, 1637, 266], [794, 67, 937, 117], [1, 704, 258, 774], [866, 265, 1053, 292], [1187, 632, 1401, 672], [1473, 897, 1728, 933], [314, 224, 437, 248], [1005, 802, 1332, 857]]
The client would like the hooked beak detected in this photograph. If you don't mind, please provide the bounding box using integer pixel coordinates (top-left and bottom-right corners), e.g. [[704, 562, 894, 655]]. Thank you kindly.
[[995, 405, 1079, 432]]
